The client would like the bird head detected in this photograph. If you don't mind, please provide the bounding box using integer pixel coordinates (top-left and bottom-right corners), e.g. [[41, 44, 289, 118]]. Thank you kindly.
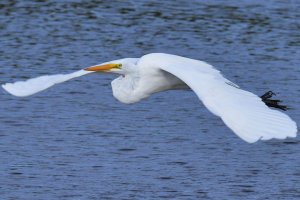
[[84, 58, 139, 75]]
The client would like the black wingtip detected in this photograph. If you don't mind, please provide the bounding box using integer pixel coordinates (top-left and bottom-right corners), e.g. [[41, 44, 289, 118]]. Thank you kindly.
[[260, 91, 289, 111]]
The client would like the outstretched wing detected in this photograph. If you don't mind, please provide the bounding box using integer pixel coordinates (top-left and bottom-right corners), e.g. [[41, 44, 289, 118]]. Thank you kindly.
[[145, 53, 297, 143], [2, 70, 92, 97]]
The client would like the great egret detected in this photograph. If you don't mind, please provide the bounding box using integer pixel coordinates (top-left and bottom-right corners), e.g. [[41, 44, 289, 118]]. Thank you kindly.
[[2, 53, 297, 143]]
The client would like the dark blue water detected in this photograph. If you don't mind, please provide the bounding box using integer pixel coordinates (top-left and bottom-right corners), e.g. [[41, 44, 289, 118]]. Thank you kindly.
[[1, 0, 299, 199]]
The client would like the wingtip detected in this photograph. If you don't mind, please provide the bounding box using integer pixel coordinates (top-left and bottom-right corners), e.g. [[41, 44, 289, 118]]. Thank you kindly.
[[2, 83, 26, 97], [2, 83, 11, 95]]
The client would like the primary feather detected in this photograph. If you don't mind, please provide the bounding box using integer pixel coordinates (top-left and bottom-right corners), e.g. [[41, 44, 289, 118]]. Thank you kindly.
[[138, 53, 297, 143]]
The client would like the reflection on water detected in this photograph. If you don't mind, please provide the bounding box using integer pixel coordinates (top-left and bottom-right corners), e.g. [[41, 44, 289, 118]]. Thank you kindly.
[[0, 0, 299, 199]]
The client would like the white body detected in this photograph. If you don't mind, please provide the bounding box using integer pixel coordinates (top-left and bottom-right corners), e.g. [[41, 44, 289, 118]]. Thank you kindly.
[[2, 53, 297, 143]]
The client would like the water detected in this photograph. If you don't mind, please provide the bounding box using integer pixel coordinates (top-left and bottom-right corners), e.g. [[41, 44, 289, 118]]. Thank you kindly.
[[0, 0, 299, 199]]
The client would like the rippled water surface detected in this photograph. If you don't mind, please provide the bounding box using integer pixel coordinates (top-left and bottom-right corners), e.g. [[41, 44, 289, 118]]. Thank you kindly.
[[1, 0, 300, 199]]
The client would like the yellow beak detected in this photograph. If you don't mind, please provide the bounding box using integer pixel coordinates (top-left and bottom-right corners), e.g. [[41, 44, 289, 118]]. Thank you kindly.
[[84, 63, 121, 71]]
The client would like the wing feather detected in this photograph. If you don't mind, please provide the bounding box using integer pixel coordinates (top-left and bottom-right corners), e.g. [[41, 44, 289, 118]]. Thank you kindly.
[[144, 53, 297, 143]]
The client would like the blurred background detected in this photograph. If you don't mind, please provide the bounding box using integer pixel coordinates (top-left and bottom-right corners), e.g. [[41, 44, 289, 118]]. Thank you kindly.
[[0, 0, 299, 199]]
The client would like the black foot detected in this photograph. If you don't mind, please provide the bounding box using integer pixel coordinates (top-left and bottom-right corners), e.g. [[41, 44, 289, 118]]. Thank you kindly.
[[260, 91, 289, 111]]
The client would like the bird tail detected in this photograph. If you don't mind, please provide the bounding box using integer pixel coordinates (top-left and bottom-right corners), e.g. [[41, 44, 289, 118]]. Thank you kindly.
[[261, 91, 289, 111]]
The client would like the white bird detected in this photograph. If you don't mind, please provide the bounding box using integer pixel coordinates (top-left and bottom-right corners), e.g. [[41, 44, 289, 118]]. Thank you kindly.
[[2, 53, 297, 143]]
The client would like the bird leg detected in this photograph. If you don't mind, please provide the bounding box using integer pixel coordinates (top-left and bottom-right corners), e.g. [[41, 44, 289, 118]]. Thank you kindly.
[[261, 91, 275, 100], [260, 91, 289, 111]]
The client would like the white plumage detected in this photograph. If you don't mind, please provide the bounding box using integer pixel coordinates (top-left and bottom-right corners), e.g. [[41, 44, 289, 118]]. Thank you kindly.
[[2, 53, 297, 143]]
